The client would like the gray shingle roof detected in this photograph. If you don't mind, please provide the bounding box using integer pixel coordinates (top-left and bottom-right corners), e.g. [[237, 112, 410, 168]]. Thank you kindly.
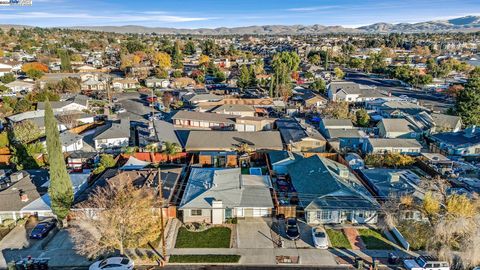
[[94, 120, 130, 140], [172, 110, 237, 124], [379, 118, 420, 133], [0, 172, 48, 212], [212, 104, 255, 113], [179, 167, 273, 209], [185, 131, 283, 152], [367, 138, 422, 148]]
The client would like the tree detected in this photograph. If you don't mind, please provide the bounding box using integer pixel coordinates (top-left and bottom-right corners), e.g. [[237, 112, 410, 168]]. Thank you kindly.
[[163, 141, 181, 157], [58, 49, 72, 72], [45, 100, 73, 226], [184, 40, 196, 55], [22, 62, 48, 73], [12, 120, 43, 144], [154, 52, 171, 70], [322, 101, 349, 119], [334, 67, 345, 79], [26, 69, 44, 80], [355, 109, 370, 127], [162, 92, 173, 112], [93, 154, 116, 175], [125, 40, 145, 54], [198, 54, 210, 66], [309, 79, 326, 93], [201, 39, 219, 57], [455, 77, 480, 126], [237, 65, 250, 89], [70, 181, 161, 258], [13, 99, 32, 114], [0, 73, 15, 84]]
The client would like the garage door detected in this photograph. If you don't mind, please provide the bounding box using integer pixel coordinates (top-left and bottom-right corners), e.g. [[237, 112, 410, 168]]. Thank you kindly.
[[253, 208, 269, 217], [245, 125, 256, 131]]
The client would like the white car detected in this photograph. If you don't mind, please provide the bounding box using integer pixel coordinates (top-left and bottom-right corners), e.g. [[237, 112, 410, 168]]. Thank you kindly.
[[403, 256, 449, 270], [89, 257, 134, 270], [312, 227, 329, 249]]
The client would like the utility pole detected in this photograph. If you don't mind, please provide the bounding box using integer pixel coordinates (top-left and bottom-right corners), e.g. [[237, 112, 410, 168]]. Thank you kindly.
[[158, 167, 167, 266]]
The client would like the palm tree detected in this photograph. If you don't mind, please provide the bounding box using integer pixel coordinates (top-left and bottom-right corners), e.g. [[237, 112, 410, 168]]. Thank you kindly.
[[163, 142, 181, 162]]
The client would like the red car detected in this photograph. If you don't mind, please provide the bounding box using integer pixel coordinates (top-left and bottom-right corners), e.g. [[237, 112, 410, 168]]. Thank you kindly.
[[146, 96, 158, 103]]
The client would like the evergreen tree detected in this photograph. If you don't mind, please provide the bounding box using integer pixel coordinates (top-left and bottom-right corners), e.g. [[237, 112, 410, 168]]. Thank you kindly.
[[237, 65, 250, 89], [456, 77, 480, 126], [59, 50, 72, 72], [45, 100, 73, 226]]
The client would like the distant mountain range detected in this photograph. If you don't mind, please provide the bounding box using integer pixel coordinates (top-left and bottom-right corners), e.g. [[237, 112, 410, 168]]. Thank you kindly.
[[2, 16, 480, 35]]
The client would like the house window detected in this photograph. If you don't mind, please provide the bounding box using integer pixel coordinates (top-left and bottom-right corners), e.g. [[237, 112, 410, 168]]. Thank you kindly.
[[191, 209, 202, 216], [317, 211, 332, 220]]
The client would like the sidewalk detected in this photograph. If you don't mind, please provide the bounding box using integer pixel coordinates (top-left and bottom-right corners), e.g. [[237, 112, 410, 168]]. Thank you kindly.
[[168, 247, 338, 266]]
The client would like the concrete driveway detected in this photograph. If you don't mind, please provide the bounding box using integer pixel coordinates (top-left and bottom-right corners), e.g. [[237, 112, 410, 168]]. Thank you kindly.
[[236, 218, 276, 248], [274, 219, 315, 248]]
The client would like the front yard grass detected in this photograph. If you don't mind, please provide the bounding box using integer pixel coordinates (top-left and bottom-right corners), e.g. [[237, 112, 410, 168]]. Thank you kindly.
[[169, 255, 240, 263], [326, 229, 352, 249], [358, 228, 394, 250], [175, 227, 231, 248]]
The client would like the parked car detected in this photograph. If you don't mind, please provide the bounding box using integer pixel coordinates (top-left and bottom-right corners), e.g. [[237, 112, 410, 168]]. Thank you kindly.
[[29, 219, 57, 239], [285, 218, 300, 240], [89, 257, 134, 270], [403, 255, 449, 270], [312, 227, 329, 249]]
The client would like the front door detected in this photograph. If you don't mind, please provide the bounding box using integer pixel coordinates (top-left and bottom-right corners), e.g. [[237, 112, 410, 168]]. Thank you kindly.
[[225, 208, 233, 219]]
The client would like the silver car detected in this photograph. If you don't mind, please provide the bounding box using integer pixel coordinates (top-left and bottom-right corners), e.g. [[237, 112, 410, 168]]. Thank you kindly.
[[312, 227, 329, 249]]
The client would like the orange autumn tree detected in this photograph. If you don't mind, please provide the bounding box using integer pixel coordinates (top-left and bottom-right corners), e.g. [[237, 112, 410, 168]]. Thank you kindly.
[[22, 62, 49, 73], [22, 62, 49, 80]]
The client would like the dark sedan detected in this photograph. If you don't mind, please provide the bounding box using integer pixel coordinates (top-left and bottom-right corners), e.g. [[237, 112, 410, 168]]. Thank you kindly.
[[285, 218, 300, 240], [29, 219, 57, 239]]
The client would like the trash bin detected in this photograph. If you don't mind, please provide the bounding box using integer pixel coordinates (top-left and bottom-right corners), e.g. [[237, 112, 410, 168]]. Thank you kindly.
[[355, 257, 364, 269], [372, 258, 379, 270], [388, 253, 398, 264]]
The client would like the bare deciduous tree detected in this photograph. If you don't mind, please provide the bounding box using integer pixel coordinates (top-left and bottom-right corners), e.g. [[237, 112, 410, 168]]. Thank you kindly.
[[70, 181, 161, 258]]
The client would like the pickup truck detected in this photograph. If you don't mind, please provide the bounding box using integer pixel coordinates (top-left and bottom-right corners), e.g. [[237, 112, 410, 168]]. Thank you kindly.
[[404, 256, 449, 270]]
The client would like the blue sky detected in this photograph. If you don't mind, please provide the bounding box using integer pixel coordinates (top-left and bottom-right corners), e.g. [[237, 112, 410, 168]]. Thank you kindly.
[[0, 0, 479, 28]]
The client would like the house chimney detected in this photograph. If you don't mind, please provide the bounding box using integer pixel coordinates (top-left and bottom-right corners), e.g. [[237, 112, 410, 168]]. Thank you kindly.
[[19, 189, 28, 202], [388, 172, 401, 184], [465, 125, 477, 138]]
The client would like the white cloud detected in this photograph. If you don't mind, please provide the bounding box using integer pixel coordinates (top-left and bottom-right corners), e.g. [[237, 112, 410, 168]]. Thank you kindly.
[[0, 11, 213, 23], [287, 6, 338, 12]]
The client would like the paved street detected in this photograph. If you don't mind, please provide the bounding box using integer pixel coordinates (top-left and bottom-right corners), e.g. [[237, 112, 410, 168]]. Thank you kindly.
[[345, 71, 454, 112]]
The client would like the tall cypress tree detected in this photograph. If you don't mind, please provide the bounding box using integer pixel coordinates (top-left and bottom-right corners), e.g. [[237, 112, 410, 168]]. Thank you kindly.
[[45, 100, 73, 226]]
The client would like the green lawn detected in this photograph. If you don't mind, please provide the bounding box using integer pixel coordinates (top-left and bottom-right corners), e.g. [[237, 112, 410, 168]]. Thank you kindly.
[[175, 227, 231, 248], [169, 255, 240, 263], [358, 229, 394, 250], [326, 229, 352, 249]]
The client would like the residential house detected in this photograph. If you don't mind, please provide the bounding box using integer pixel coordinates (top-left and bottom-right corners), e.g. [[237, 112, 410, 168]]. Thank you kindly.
[[40, 130, 84, 153], [179, 167, 274, 224], [211, 104, 256, 117], [75, 167, 183, 215], [287, 155, 379, 225], [0, 171, 48, 222], [291, 88, 328, 110], [377, 118, 422, 139], [137, 120, 181, 150], [185, 131, 283, 152], [0, 62, 13, 77], [415, 112, 462, 133], [364, 138, 422, 155], [145, 78, 170, 88], [234, 116, 275, 132], [93, 120, 130, 152], [182, 93, 224, 106], [267, 150, 302, 175], [199, 152, 238, 167], [430, 126, 480, 157], [276, 118, 327, 153], [370, 100, 430, 118], [327, 81, 387, 103], [359, 168, 426, 221], [4, 80, 34, 93], [37, 95, 89, 113], [324, 128, 367, 153], [319, 118, 354, 133], [172, 111, 237, 130], [112, 78, 140, 90]]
